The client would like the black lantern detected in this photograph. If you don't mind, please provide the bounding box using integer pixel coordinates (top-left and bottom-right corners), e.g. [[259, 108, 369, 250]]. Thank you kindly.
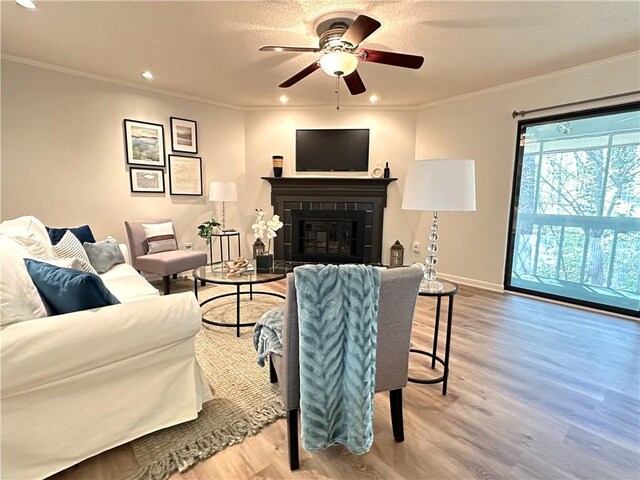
[[252, 238, 265, 259], [390, 240, 404, 268]]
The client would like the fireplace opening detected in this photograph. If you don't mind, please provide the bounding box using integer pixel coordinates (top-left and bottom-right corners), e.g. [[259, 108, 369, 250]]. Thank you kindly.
[[291, 210, 365, 263]]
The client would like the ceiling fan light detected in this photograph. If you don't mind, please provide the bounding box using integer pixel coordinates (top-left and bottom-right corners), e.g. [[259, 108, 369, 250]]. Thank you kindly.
[[319, 51, 358, 77], [16, 0, 37, 9]]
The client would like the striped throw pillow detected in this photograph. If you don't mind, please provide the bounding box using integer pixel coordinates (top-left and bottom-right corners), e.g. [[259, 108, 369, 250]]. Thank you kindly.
[[53, 230, 98, 274], [142, 222, 177, 255]]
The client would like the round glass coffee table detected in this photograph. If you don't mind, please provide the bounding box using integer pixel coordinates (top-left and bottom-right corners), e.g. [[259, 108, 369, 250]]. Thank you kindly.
[[193, 262, 287, 337]]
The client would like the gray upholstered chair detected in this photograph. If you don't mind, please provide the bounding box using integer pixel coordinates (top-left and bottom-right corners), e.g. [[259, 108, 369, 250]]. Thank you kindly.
[[124, 219, 207, 295], [268, 266, 423, 470]]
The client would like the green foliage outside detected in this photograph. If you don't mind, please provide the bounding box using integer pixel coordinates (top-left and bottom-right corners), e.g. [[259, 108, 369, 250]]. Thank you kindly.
[[514, 128, 640, 295]]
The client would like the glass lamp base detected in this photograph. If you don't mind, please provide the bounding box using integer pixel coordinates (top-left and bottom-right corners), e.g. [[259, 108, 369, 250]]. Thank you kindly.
[[420, 278, 444, 293]]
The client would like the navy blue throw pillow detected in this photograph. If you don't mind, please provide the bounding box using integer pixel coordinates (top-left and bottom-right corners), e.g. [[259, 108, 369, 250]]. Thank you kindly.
[[24, 259, 120, 315], [46, 225, 96, 246]]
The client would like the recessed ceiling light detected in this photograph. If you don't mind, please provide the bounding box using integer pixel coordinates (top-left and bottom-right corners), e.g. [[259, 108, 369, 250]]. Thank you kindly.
[[279, 95, 289, 104], [369, 95, 379, 103], [15, 0, 37, 9], [140, 71, 154, 80]]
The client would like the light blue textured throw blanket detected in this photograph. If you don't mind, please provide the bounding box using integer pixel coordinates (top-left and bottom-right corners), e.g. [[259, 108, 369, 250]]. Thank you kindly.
[[253, 306, 285, 367], [295, 264, 381, 455]]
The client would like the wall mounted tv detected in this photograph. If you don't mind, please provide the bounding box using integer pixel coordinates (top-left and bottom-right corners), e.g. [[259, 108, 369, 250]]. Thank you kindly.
[[296, 129, 370, 172]]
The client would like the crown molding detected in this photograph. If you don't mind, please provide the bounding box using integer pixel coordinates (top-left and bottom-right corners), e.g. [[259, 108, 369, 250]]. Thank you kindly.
[[416, 50, 640, 111], [4, 51, 639, 113], [244, 104, 419, 112], [1, 54, 418, 112], [1, 54, 244, 112]]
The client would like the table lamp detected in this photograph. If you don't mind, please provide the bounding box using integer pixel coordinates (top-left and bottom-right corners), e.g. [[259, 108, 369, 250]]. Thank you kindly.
[[401, 159, 476, 292], [209, 181, 238, 231]]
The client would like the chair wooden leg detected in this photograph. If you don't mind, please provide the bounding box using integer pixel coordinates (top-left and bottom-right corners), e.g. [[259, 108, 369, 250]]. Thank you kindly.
[[172, 273, 178, 280], [162, 276, 170, 295], [288, 409, 299, 470], [390, 388, 404, 442], [269, 358, 278, 384]]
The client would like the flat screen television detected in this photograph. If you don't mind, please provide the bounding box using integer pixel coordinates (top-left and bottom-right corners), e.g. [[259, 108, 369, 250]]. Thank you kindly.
[[296, 129, 370, 172]]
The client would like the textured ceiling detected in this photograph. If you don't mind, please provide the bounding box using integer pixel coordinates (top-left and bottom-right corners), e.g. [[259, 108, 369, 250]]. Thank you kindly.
[[2, 1, 639, 108]]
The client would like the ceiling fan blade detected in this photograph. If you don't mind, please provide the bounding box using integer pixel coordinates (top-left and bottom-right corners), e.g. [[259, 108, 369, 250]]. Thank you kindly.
[[340, 15, 381, 47], [260, 46, 322, 53], [358, 48, 424, 69], [343, 70, 366, 95], [279, 62, 320, 88]]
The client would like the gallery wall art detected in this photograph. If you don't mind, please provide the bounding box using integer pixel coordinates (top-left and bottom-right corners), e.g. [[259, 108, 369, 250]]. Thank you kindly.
[[129, 167, 165, 193], [170, 117, 198, 154], [168, 155, 202, 196], [124, 119, 166, 167]]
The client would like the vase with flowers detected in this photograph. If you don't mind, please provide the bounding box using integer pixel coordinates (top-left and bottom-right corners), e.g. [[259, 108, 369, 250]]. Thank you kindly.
[[251, 209, 283, 272]]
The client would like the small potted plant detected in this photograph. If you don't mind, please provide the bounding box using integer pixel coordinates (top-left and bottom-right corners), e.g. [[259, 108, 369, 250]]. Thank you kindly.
[[251, 209, 283, 272], [197, 218, 221, 262]]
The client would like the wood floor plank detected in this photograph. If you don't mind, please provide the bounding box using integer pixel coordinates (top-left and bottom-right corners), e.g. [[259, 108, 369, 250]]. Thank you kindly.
[[49, 282, 640, 480]]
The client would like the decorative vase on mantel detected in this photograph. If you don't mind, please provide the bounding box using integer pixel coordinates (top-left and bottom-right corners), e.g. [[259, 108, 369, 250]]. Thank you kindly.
[[272, 155, 283, 177]]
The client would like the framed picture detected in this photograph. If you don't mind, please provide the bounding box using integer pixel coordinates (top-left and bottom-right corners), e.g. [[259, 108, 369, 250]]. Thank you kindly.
[[129, 167, 165, 193], [168, 155, 202, 196], [124, 119, 166, 167], [170, 117, 198, 154]]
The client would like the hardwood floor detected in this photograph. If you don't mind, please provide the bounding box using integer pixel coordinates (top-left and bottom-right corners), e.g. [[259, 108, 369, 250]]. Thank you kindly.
[[50, 282, 640, 480]]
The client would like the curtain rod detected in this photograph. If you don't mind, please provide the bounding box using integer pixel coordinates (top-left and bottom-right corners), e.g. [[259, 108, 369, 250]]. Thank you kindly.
[[512, 90, 640, 119]]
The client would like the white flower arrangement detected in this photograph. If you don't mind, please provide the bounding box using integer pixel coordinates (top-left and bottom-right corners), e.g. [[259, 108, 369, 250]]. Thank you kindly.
[[251, 209, 283, 254]]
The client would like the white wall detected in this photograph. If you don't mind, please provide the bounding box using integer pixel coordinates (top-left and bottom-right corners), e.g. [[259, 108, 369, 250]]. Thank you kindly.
[[414, 53, 640, 288], [243, 109, 418, 264], [3, 52, 639, 281], [1, 61, 245, 256]]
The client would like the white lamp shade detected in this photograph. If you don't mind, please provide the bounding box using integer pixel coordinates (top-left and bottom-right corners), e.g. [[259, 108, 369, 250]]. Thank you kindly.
[[402, 159, 476, 211], [208, 181, 238, 202]]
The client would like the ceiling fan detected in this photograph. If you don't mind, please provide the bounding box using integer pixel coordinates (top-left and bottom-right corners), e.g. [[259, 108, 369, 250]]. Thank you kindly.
[[259, 14, 424, 97]]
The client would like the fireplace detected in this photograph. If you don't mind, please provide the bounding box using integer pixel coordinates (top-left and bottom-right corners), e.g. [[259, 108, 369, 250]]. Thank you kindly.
[[262, 176, 396, 264], [291, 210, 366, 263]]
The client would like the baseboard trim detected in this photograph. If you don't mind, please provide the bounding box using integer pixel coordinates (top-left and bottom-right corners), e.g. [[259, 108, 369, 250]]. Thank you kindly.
[[437, 273, 504, 293]]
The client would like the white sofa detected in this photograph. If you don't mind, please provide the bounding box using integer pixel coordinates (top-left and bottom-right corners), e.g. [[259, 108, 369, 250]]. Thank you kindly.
[[0, 216, 213, 480]]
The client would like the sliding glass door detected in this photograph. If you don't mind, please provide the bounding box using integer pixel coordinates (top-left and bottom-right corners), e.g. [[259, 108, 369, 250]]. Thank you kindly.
[[505, 102, 640, 316]]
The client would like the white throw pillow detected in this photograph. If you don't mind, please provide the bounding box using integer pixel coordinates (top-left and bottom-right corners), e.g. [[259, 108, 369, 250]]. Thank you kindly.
[[37, 256, 83, 271], [0, 216, 53, 257], [53, 230, 97, 274], [142, 222, 177, 255], [0, 235, 48, 326]]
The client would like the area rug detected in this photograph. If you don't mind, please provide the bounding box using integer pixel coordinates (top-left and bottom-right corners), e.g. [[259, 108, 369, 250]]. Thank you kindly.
[[131, 281, 286, 480]]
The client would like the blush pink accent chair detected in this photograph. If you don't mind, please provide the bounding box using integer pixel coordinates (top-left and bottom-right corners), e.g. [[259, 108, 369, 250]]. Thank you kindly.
[[125, 219, 207, 294]]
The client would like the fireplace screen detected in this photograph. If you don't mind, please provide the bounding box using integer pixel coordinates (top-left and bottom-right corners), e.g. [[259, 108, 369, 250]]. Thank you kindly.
[[291, 210, 365, 263]]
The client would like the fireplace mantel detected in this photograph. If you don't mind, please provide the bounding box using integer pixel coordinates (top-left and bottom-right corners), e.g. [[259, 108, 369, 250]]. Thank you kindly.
[[262, 176, 396, 206], [261, 176, 397, 264]]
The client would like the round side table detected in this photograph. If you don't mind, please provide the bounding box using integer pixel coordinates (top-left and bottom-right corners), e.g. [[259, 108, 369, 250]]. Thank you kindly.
[[409, 279, 459, 395]]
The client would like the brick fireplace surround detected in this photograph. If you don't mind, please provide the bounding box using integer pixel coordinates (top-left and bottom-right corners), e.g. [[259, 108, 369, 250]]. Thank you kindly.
[[262, 177, 396, 264]]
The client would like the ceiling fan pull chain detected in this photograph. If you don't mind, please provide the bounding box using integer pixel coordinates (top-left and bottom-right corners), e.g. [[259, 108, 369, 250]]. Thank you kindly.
[[336, 75, 340, 110]]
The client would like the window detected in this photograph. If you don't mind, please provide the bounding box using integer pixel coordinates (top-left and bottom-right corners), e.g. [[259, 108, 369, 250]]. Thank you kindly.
[[505, 102, 640, 316]]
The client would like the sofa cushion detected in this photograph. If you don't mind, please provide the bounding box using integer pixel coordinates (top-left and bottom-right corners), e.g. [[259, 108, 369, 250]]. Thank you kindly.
[[0, 235, 48, 326], [0, 216, 53, 257], [135, 249, 208, 277], [100, 263, 159, 303], [46, 224, 96, 246], [53, 231, 97, 274], [142, 221, 177, 254], [83, 237, 125, 274], [24, 259, 120, 315]]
